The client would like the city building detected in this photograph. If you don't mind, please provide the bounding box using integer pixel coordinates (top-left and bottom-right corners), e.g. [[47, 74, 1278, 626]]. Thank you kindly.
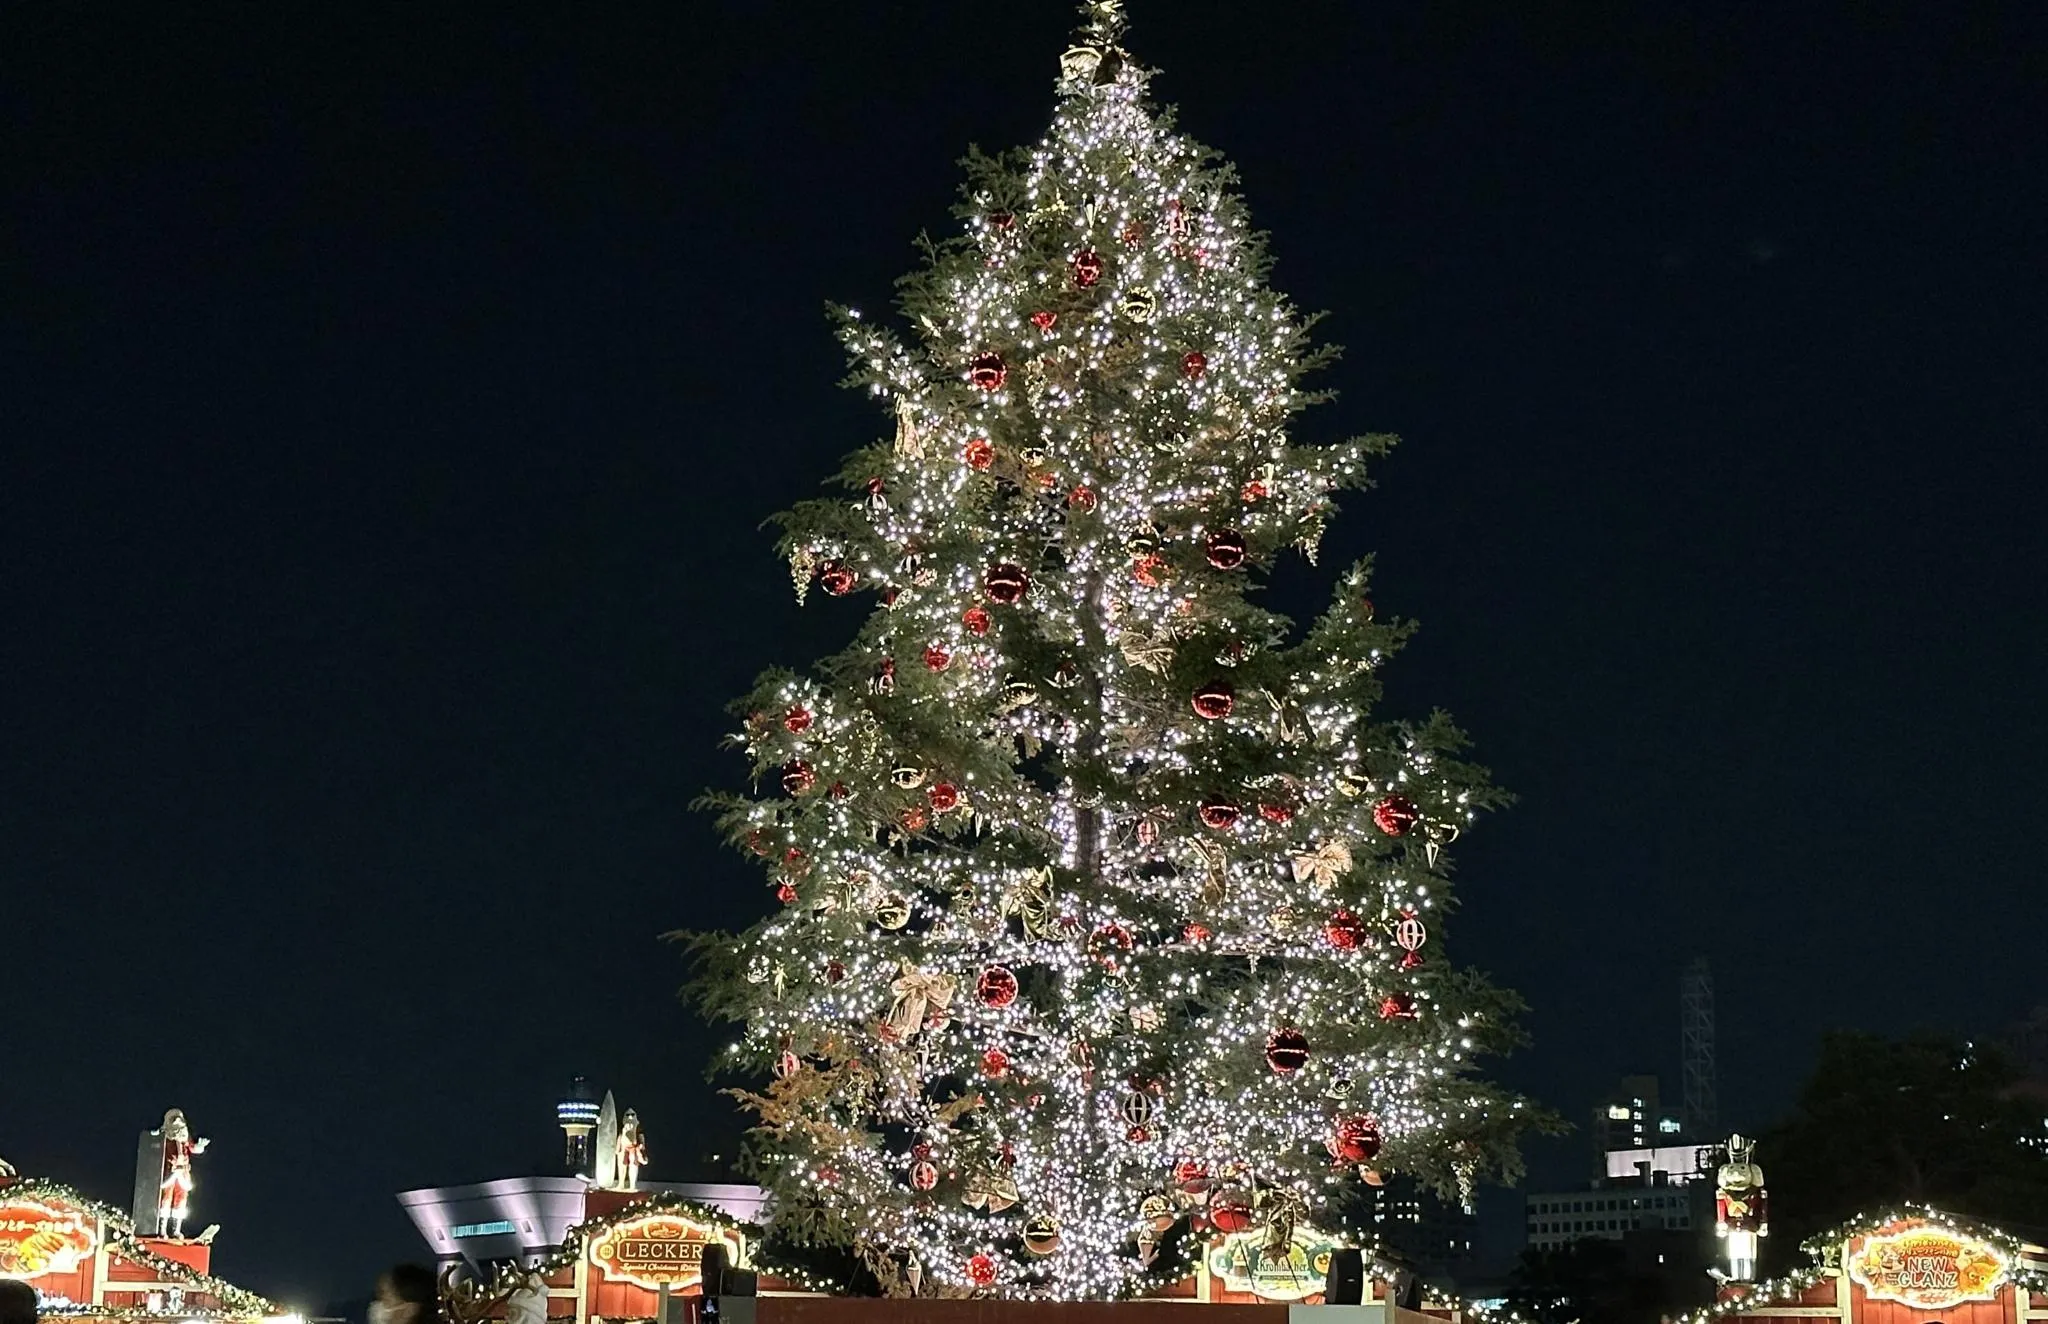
[[1595, 1075, 1685, 1155], [1364, 1178, 1477, 1282], [1523, 1179, 1715, 1252]]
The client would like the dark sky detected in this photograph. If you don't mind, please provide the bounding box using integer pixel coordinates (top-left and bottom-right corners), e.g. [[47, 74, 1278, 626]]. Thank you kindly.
[[3, 0, 2044, 1309]]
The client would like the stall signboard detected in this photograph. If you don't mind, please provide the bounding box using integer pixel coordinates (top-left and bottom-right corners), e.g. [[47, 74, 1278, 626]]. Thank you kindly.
[[1206, 1225, 1336, 1302], [1846, 1225, 2009, 1310], [0, 1200, 98, 1281], [587, 1214, 747, 1292]]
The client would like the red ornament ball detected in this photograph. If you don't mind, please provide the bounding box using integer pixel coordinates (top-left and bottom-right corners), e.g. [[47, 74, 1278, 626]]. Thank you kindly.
[[781, 760, 817, 795], [782, 847, 808, 875], [1204, 528, 1248, 570], [965, 1253, 998, 1288], [1372, 794, 1422, 837], [1089, 923, 1134, 957], [817, 561, 856, 596], [924, 642, 952, 671], [1173, 1159, 1209, 1191], [981, 1048, 1010, 1077], [1181, 350, 1208, 380], [964, 437, 995, 470], [1030, 309, 1057, 332], [1331, 1115, 1383, 1164], [1067, 484, 1097, 511], [1257, 801, 1294, 824], [1134, 553, 1166, 587], [1121, 220, 1148, 246], [909, 1159, 938, 1192], [1126, 1125, 1151, 1144], [782, 705, 813, 734], [928, 781, 961, 813], [1241, 478, 1268, 502], [988, 210, 1016, 230], [1265, 1027, 1311, 1074], [984, 562, 1030, 604], [774, 882, 799, 906], [775, 1049, 800, 1079], [1209, 1194, 1254, 1234], [824, 959, 847, 984], [1324, 909, 1368, 951], [1181, 922, 1211, 944], [1072, 250, 1105, 287], [1198, 796, 1240, 830], [976, 965, 1020, 1008], [1191, 679, 1235, 721], [900, 805, 928, 832], [963, 606, 991, 636], [1379, 992, 1420, 1021], [745, 829, 773, 857], [968, 353, 1007, 391]]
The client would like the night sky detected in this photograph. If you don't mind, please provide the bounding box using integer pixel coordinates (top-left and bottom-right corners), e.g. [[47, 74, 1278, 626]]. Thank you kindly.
[[4, 0, 2044, 1310]]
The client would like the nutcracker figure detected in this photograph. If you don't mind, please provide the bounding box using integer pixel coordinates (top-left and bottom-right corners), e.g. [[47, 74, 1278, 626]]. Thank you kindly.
[[614, 1109, 647, 1191], [1715, 1133, 1768, 1281], [155, 1109, 209, 1238]]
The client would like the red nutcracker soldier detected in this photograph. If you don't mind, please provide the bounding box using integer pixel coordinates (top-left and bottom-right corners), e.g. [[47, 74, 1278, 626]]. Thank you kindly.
[[155, 1109, 209, 1238], [1715, 1133, 1768, 1282]]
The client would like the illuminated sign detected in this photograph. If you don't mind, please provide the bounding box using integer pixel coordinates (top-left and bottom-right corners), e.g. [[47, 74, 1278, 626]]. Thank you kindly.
[[0, 1200, 98, 1281], [1846, 1226, 2009, 1309], [1206, 1225, 1335, 1302], [586, 1214, 747, 1292], [450, 1221, 517, 1239]]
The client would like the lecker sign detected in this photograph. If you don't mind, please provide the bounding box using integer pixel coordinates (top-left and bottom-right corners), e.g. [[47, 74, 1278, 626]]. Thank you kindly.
[[1206, 1226, 1336, 1302], [587, 1214, 747, 1292], [0, 1200, 98, 1281], [1846, 1226, 2009, 1310]]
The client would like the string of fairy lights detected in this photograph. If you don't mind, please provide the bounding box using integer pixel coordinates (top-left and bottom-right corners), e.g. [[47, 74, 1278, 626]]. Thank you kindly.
[[691, 0, 1535, 1299]]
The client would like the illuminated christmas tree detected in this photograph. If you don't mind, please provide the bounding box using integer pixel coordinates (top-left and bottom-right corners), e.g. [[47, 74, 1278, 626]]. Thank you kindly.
[[691, 0, 1538, 1299]]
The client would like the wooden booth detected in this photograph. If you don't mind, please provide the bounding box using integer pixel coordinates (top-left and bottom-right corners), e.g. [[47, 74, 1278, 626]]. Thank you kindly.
[[0, 1173, 277, 1324], [1696, 1216, 2048, 1324]]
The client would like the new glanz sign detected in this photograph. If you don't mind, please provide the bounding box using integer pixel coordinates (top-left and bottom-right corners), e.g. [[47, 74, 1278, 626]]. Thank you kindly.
[[586, 1214, 746, 1291], [1846, 1226, 2009, 1310], [0, 1200, 98, 1281]]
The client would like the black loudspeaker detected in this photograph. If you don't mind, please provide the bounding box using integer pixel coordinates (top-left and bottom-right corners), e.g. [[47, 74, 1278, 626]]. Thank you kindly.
[[1394, 1270, 1423, 1310], [700, 1245, 728, 1298], [1325, 1248, 1365, 1305]]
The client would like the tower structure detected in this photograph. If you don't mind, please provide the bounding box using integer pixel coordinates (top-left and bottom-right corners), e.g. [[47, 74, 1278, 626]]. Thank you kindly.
[[1681, 958, 1718, 1140], [555, 1076, 600, 1176]]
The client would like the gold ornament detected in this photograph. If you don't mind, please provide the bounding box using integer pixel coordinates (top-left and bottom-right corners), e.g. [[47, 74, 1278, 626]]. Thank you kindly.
[[1424, 820, 1462, 869], [873, 892, 912, 930], [891, 766, 927, 789], [892, 398, 924, 459], [885, 963, 957, 1039], [1290, 840, 1353, 890], [1139, 1193, 1176, 1232], [1023, 1215, 1061, 1256], [960, 1169, 1020, 1213], [1001, 867, 1058, 940], [1130, 1003, 1164, 1031], [1118, 287, 1158, 322], [1118, 629, 1176, 674], [788, 546, 817, 604]]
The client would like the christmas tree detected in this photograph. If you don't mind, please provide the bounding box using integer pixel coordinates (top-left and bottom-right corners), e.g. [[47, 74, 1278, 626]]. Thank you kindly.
[[691, 0, 1538, 1299]]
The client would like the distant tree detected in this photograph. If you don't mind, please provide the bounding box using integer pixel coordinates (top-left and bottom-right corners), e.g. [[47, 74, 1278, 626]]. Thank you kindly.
[[1504, 1237, 1704, 1324], [1759, 1031, 2048, 1264]]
